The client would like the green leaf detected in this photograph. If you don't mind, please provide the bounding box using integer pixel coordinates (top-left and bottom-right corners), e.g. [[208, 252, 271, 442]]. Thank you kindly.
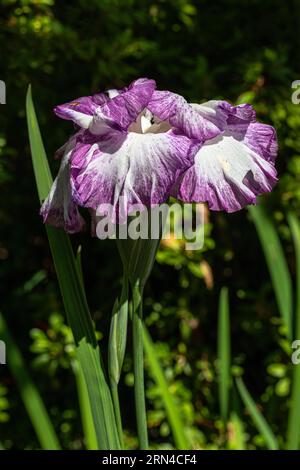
[[26, 85, 120, 450], [108, 281, 129, 446], [73, 248, 100, 450], [249, 205, 293, 340], [74, 362, 98, 450], [287, 212, 300, 449], [0, 313, 61, 450], [26, 85, 53, 202], [236, 377, 278, 450], [143, 326, 190, 450], [218, 287, 231, 424], [108, 278, 129, 387]]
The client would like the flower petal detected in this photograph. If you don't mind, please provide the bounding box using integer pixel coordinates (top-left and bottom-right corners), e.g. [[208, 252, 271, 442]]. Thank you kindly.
[[197, 100, 277, 163], [40, 138, 85, 233], [190, 100, 229, 129], [218, 101, 256, 124], [70, 129, 196, 222], [90, 78, 156, 134], [177, 134, 277, 212], [194, 100, 256, 135], [243, 122, 278, 163], [148, 91, 225, 141], [212, 101, 277, 162], [54, 93, 110, 128]]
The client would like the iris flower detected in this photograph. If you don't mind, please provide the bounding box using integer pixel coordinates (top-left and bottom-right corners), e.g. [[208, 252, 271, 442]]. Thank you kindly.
[[41, 78, 277, 232]]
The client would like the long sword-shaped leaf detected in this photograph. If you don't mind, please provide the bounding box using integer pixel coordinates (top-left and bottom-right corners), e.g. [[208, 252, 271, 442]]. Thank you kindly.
[[249, 205, 293, 340], [143, 326, 189, 450], [26, 87, 53, 202], [26, 85, 120, 450], [74, 363, 98, 450], [0, 313, 60, 450], [287, 212, 300, 449], [73, 249, 98, 449], [218, 287, 231, 424], [236, 377, 278, 450]]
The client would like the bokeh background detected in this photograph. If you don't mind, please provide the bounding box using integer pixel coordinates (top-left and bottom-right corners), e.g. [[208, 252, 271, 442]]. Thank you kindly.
[[1, 0, 300, 450]]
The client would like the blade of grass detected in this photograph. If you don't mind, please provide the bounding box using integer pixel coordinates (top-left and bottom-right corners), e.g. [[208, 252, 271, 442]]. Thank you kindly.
[[236, 376, 278, 450], [249, 205, 293, 340], [143, 326, 189, 450], [0, 313, 61, 450], [287, 212, 300, 449], [26, 85, 120, 450], [218, 287, 231, 424]]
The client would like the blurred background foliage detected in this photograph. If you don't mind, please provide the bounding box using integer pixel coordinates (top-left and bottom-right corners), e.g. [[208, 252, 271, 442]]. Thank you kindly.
[[0, 0, 300, 449]]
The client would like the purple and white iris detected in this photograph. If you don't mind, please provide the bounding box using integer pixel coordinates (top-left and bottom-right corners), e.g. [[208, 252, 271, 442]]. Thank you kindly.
[[41, 78, 278, 232]]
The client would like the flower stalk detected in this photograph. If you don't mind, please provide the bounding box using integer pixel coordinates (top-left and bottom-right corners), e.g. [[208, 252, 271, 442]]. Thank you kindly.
[[132, 280, 148, 449], [116, 213, 163, 449]]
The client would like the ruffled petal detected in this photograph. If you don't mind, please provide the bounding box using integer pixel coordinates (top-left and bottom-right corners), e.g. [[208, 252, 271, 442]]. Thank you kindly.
[[40, 137, 85, 233], [218, 101, 256, 124], [54, 78, 156, 135], [211, 101, 277, 163], [90, 78, 156, 134], [177, 134, 277, 212], [70, 129, 196, 222], [54, 93, 110, 128], [190, 100, 229, 129], [243, 122, 278, 163], [191, 100, 256, 134], [148, 91, 225, 141], [214, 101, 277, 163]]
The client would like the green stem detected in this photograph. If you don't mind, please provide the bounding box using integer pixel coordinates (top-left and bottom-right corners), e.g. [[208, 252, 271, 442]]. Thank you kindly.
[[287, 213, 300, 449], [132, 282, 148, 449]]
